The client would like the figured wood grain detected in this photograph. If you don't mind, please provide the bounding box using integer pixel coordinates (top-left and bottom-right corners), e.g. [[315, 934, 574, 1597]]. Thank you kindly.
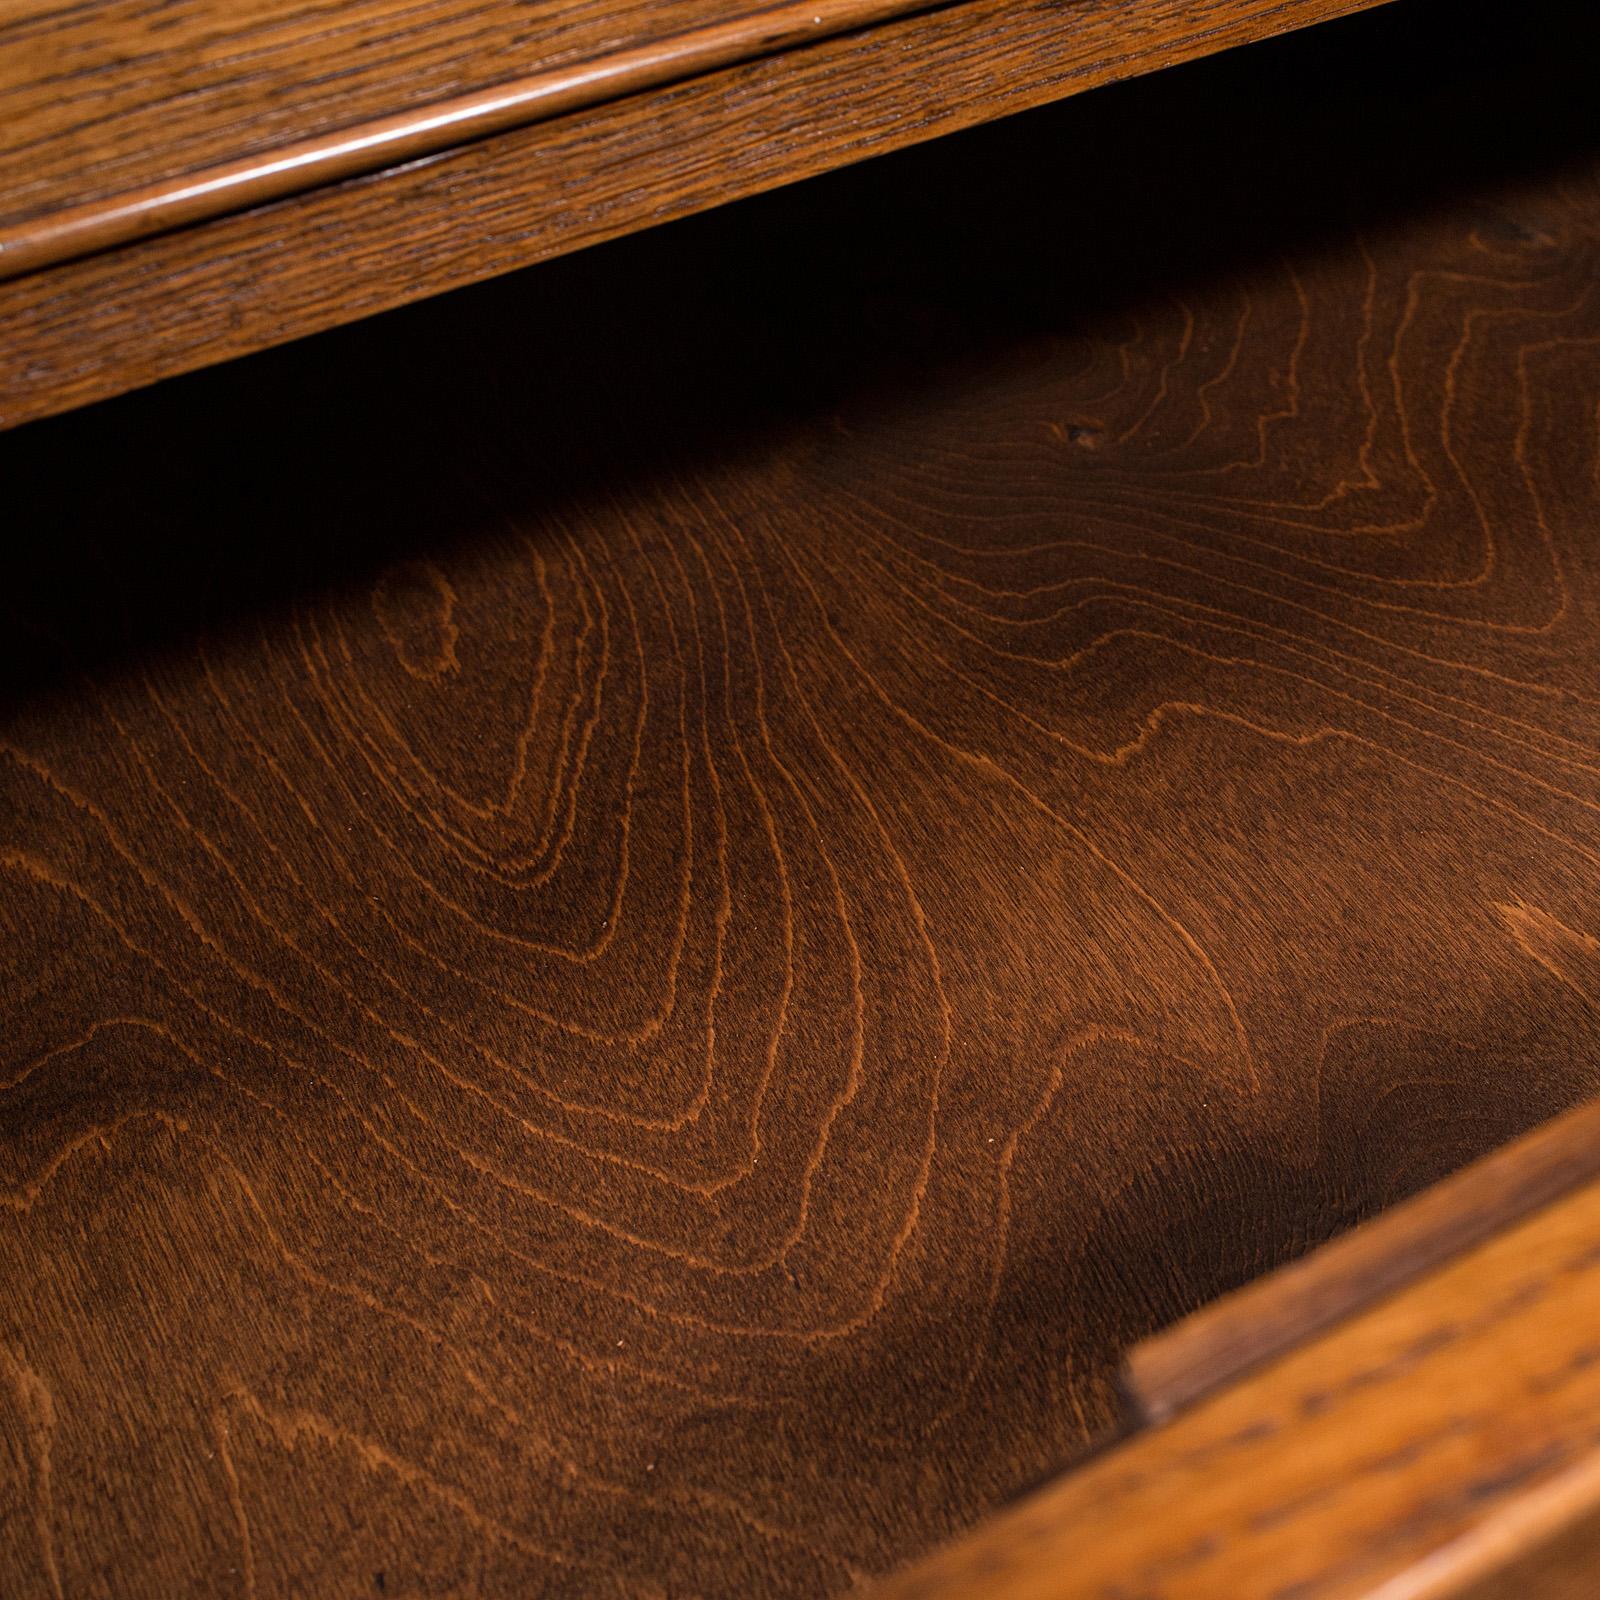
[[3, 2, 1600, 1593], [0, 0, 1392, 427], [1127, 1094, 1600, 1422], [874, 1173, 1600, 1600]]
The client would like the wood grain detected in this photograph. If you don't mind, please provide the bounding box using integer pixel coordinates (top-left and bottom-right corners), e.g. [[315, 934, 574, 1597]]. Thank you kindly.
[[0, 0, 1391, 427], [0, 0, 949, 279], [4, 2, 1600, 1592], [1456, 1498, 1600, 1600], [0, 0, 788, 223], [874, 1171, 1600, 1600], [1127, 1094, 1600, 1422]]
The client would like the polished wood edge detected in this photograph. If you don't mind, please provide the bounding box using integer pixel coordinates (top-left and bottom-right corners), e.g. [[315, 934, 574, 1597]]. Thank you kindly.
[[1124, 1095, 1600, 1424], [0, 0, 950, 283], [873, 1154, 1600, 1599], [1407, 1450, 1600, 1600], [0, 0, 1399, 429]]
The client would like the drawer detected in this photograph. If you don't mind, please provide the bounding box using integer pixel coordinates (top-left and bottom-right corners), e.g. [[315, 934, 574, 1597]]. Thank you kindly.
[[2, 0, 1598, 1593], [0, 0, 1388, 427]]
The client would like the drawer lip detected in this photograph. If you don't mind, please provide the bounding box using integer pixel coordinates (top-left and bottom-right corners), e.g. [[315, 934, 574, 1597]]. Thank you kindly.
[[0, 0, 950, 283], [1125, 1094, 1600, 1425], [877, 1096, 1600, 1599], [0, 0, 1393, 429]]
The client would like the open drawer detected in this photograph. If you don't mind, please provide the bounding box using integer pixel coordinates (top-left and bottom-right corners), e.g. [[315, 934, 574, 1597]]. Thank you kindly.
[[2, 0, 1598, 1593]]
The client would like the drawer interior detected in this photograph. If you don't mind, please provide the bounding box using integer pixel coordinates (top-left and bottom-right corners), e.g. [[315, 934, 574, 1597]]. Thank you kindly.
[[3, 0, 1598, 1592]]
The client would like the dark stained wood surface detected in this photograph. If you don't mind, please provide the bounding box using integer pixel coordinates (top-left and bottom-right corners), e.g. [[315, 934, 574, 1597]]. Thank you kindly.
[[4, 1, 1600, 1592], [0, 0, 1391, 427], [1126, 1095, 1600, 1423], [875, 1169, 1600, 1600]]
